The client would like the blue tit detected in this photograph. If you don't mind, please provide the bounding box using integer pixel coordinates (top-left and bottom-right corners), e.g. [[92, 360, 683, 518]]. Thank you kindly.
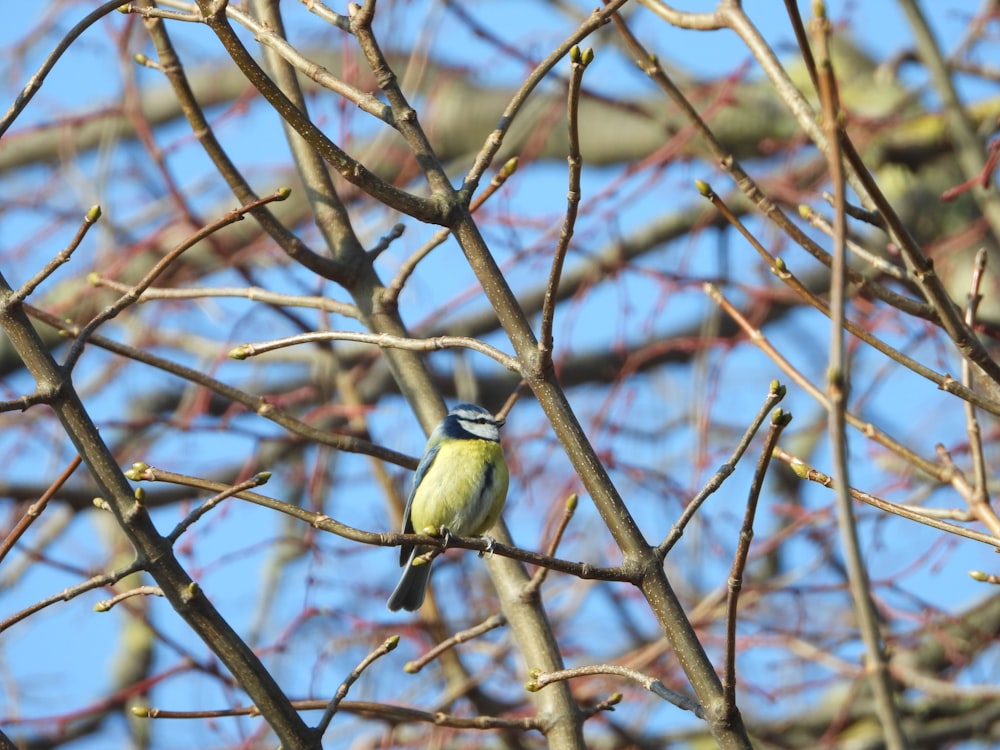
[[387, 403, 509, 612]]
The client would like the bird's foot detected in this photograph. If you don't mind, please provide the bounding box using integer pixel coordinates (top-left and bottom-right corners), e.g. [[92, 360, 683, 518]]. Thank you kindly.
[[479, 535, 497, 558], [438, 525, 453, 547]]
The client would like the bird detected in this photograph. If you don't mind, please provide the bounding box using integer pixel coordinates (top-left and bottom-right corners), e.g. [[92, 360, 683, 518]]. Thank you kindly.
[[387, 403, 509, 612]]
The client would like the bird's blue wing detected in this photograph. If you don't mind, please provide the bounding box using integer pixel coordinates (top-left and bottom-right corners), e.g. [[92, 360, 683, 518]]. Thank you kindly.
[[399, 441, 441, 565]]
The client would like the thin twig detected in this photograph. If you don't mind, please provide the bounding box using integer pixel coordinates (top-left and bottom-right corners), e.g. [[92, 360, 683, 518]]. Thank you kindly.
[[659, 380, 785, 558], [403, 614, 506, 674], [125, 462, 386, 546], [88, 277, 359, 319], [298, 0, 351, 31], [314, 636, 399, 738], [367, 223, 406, 261], [166, 473, 272, 543], [230, 330, 522, 373], [540, 46, 590, 361], [120, 2, 200, 21], [781, 0, 819, 92], [723, 409, 790, 712], [773, 447, 1000, 548], [0, 456, 82, 566], [0, 0, 126, 136], [959, 249, 1000, 536], [93, 585, 166, 612], [527, 663, 704, 719], [134, 698, 547, 730], [0, 559, 145, 634], [0, 391, 53, 413], [818, 193, 886, 230], [635, 1, 722, 30], [803, 205, 902, 278], [10, 206, 101, 305], [526, 494, 578, 594], [814, 12, 907, 745]]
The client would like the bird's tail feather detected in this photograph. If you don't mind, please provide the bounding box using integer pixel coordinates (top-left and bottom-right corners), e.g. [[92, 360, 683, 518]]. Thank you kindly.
[[387, 556, 433, 611]]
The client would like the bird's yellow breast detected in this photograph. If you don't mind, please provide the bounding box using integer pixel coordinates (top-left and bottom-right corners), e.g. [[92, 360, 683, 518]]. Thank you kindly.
[[409, 438, 509, 538]]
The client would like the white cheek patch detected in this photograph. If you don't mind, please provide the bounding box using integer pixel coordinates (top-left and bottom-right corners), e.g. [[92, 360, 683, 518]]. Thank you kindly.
[[457, 418, 500, 441]]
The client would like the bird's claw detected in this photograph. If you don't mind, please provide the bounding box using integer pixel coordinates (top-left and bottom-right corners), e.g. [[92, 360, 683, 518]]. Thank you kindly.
[[479, 535, 497, 558], [438, 526, 453, 547]]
